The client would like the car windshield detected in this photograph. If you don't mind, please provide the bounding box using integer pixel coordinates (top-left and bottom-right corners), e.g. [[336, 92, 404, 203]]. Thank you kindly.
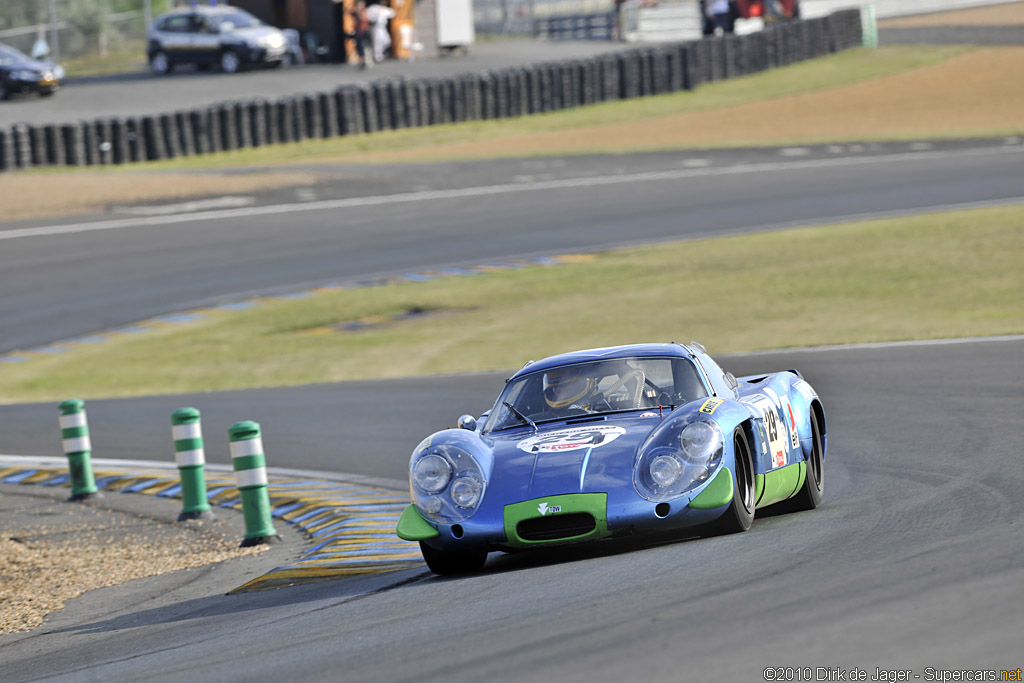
[[211, 11, 261, 29], [484, 356, 709, 432]]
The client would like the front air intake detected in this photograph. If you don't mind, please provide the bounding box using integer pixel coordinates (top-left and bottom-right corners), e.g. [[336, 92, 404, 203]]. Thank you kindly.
[[517, 513, 596, 541]]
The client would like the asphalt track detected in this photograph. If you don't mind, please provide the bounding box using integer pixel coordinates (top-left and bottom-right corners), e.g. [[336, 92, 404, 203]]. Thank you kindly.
[[1, 338, 1021, 682], [2, 138, 1023, 355], [3, 136, 1024, 681]]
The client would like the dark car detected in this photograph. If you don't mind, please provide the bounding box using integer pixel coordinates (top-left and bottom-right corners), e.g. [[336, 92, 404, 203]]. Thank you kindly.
[[0, 43, 65, 101], [147, 5, 288, 75]]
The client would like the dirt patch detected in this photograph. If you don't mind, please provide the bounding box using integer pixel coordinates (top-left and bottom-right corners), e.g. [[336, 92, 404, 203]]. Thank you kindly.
[[357, 47, 1024, 161], [0, 170, 319, 223], [879, 2, 1024, 28], [0, 490, 267, 636]]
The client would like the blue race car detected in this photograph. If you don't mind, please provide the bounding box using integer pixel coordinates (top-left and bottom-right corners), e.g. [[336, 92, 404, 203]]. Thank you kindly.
[[396, 342, 826, 575]]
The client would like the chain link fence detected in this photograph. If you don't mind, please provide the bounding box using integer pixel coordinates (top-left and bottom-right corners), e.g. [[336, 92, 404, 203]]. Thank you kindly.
[[0, 0, 176, 66]]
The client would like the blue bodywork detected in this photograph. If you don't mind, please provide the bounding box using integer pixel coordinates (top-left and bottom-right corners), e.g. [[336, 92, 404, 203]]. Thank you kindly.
[[397, 343, 827, 555]]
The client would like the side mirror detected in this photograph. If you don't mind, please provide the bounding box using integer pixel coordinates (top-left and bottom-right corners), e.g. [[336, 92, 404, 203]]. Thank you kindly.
[[457, 414, 477, 431]]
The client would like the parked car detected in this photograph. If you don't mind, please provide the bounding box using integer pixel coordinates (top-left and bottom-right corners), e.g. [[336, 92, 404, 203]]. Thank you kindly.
[[397, 342, 827, 575], [0, 42, 65, 101], [146, 5, 288, 76]]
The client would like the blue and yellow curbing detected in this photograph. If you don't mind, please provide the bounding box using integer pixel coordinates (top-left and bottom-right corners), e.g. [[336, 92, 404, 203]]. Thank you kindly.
[[0, 461, 424, 593]]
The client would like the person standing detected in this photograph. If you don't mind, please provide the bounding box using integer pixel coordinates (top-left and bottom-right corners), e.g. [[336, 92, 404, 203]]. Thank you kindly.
[[349, 0, 371, 68], [703, 0, 733, 35], [366, 0, 396, 64]]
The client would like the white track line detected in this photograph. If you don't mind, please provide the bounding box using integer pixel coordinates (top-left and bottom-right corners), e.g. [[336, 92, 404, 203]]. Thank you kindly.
[[3, 145, 1023, 242]]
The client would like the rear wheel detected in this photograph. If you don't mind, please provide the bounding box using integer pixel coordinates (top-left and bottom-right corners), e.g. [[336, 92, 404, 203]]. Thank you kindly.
[[419, 541, 487, 576], [708, 427, 755, 534], [784, 409, 824, 511]]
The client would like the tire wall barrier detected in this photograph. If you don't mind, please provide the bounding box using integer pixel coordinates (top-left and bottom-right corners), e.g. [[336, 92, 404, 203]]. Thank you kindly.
[[0, 10, 862, 173]]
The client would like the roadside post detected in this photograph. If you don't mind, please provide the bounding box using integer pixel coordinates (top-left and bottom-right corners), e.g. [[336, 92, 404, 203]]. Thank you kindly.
[[58, 399, 99, 501], [861, 4, 878, 48], [171, 407, 214, 521], [228, 421, 279, 546]]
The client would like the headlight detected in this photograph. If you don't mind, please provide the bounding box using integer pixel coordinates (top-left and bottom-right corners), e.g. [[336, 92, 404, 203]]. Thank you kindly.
[[679, 421, 723, 465], [409, 443, 487, 523], [261, 34, 284, 48], [450, 475, 483, 508], [634, 419, 724, 502], [412, 454, 451, 494], [649, 454, 683, 487]]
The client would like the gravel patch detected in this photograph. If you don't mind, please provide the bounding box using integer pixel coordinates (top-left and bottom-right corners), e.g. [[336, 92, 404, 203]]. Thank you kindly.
[[0, 486, 269, 636]]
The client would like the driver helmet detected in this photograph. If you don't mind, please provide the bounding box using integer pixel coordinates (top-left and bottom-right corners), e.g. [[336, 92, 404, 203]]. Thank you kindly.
[[543, 366, 598, 408]]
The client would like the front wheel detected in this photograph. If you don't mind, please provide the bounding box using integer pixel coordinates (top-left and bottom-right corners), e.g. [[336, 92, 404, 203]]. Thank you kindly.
[[419, 541, 487, 576], [150, 50, 172, 76], [708, 427, 755, 535], [220, 50, 241, 74]]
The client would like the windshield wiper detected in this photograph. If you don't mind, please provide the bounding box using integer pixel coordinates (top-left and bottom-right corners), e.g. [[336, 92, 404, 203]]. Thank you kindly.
[[503, 402, 537, 433]]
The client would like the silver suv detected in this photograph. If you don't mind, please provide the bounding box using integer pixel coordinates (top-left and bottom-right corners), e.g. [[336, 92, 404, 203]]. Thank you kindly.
[[147, 5, 287, 75]]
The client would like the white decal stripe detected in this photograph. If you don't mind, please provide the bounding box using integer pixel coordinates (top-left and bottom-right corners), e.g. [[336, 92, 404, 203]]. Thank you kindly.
[[174, 449, 205, 467], [235, 467, 268, 488], [172, 423, 202, 440], [59, 413, 87, 429], [62, 436, 91, 453], [230, 437, 263, 459]]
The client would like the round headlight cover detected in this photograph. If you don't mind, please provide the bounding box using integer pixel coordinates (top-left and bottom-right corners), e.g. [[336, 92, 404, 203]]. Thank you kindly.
[[412, 454, 451, 494], [635, 419, 724, 502], [408, 442, 487, 524]]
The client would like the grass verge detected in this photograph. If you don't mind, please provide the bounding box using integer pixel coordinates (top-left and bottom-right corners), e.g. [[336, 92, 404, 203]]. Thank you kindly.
[[2, 203, 1021, 403]]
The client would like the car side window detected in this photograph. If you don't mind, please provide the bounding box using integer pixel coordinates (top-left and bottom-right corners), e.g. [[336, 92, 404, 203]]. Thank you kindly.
[[158, 15, 192, 33], [690, 349, 736, 399]]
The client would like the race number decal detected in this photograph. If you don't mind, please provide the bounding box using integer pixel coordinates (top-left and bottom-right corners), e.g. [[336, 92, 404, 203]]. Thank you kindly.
[[750, 396, 787, 469], [517, 425, 627, 454]]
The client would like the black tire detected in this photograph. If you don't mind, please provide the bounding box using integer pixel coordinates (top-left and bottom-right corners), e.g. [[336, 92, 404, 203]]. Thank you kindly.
[[0, 82, 9, 101], [785, 409, 824, 511], [220, 50, 242, 74], [708, 427, 755, 535], [150, 50, 172, 76], [419, 541, 487, 576]]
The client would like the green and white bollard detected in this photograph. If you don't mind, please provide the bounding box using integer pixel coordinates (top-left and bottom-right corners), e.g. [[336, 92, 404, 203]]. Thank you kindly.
[[228, 421, 279, 547], [171, 407, 214, 521], [58, 399, 99, 501], [861, 4, 878, 48]]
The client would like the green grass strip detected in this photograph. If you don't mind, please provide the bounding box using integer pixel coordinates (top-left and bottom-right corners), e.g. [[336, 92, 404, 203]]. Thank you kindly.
[[2, 202, 1021, 403]]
